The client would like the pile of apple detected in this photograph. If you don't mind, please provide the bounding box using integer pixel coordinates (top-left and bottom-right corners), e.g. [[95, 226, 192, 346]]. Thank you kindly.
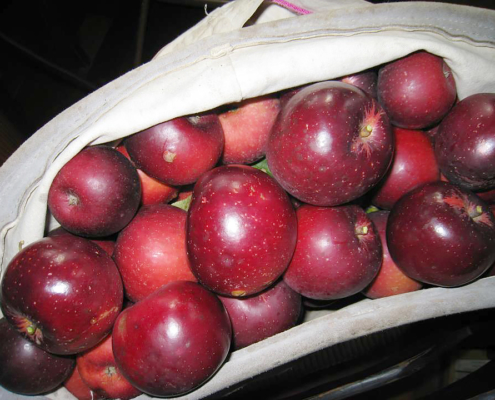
[[1, 50, 494, 399]]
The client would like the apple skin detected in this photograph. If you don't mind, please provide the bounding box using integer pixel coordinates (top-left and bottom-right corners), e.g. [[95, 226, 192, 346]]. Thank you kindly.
[[386, 181, 495, 287], [218, 279, 302, 350], [377, 51, 457, 129], [434, 93, 495, 191], [125, 113, 224, 186], [283, 204, 382, 300], [0, 318, 75, 395], [362, 211, 422, 299], [219, 95, 281, 165], [113, 203, 196, 303], [48, 226, 116, 256], [116, 144, 178, 206], [341, 69, 378, 98], [0, 235, 123, 355], [112, 281, 232, 397], [48, 145, 141, 237], [187, 165, 297, 297], [371, 127, 440, 210], [64, 366, 95, 400], [77, 333, 141, 400], [266, 80, 394, 206]]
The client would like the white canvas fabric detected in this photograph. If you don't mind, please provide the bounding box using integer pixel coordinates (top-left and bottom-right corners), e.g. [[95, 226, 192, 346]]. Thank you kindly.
[[0, 1, 494, 399]]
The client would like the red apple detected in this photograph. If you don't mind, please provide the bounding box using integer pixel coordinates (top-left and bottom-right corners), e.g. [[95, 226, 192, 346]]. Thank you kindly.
[[125, 113, 224, 186], [387, 181, 495, 287], [112, 281, 232, 397], [371, 127, 440, 209], [0, 318, 75, 395], [187, 165, 297, 297], [219, 95, 281, 165], [362, 211, 422, 299], [340, 69, 378, 98], [116, 144, 178, 206], [64, 367, 95, 400], [48, 145, 141, 237], [434, 93, 495, 191], [0, 235, 123, 354], [77, 333, 141, 400], [113, 203, 196, 303], [377, 51, 457, 129], [283, 204, 382, 300], [477, 188, 495, 204], [48, 226, 116, 256], [218, 279, 302, 350], [266, 80, 393, 206]]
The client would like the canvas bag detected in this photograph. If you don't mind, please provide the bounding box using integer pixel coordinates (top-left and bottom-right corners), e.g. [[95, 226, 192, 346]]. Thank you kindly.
[[0, 1, 495, 399]]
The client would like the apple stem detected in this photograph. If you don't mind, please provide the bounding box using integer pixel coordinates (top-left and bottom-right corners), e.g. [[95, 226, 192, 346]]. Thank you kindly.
[[355, 226, 369, 236], [68, 193, 79, 206], [360, 125, 373, 138]]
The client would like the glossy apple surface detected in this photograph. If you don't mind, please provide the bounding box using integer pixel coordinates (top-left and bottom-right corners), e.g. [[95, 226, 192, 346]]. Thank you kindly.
[[387, 181, 495, 287], [341, 69, 378, 98], [219, 95, 281, 165], [48, 145, 141, 237], [187, 165, 297, 297], [48, 226, 116, 256], [377, 51, 456, 129], [218, 279, 302, 350], [0, 235, 123, 354], [362, 211, 422, 299], [125, 113, 224, 186], [112, 281, 231, 397], [0, 318, 75, 395], [372, 127, 440, 209], [266, 81, 393, 206], [283, 204, 382, 300], [434, 93, 495, 191], [114, 203, 196, 302], [77, 333, 141, 400]]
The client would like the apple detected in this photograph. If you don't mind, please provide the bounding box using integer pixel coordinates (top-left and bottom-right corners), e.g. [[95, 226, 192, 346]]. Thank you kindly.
[[48, 145, 141, 237], [387, 181, 495, 287], [0, 235, 123, 354], [219, 94, 281, 165], [434, 93, 495, 191], [218, 279, 302, 350], [116, 144, 178, 206], [125, 113, 224, 186], [77, 333, 141, 400], [377, 51, 457, 129], [64, 366, 94, 400], [362, 211, 422, 299], [477, 188, 495, 204], [340, 69, 378, 98], [283, 204, 382, 300], [187, 165, 297, 297], [266, 80, 393, 206], [0, 318, 75, 395], [113, 203, 196, 303], [112, 281, 232, 397], [48, 226, 116, 256], [371, 127, 440, 209]]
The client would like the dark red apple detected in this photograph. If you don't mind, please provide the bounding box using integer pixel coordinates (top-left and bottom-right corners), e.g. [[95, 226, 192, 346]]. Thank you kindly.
[[0, 235, 123, 354], [112, 281, 231, 397], [283, 204, 382, 300], [377, 51, 457, 129], [362, 211, 422, 299], [48, 226, 116, 256], [340, 69, 378, 98], [266, 80, 393, 206], [218, 279, 302, 350], [48, 145, 141, 237], [434, 93, 495, 191], [477, 187, 495, 204], [64, 366, 95, 400], [0, 318, 75, 395], [116, 144, 178, 206], [387, 181, 495, 287], [77, 333, 141, 400], [372, 127, 440, 209], [219, 95, 281, 165], [125, 113, 224, 186], [187, 165, 297, 297], [113, 203, 196, 303]]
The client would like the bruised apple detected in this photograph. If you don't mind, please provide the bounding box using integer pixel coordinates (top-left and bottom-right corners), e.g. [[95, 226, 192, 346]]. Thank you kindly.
[[387, 181, 495, 287], [266, 81, 393, 206], [48, 145, 141, 237], [112, 281, 231, 397], [0, 235, 123, 354], [187, 165, 297, 297]]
